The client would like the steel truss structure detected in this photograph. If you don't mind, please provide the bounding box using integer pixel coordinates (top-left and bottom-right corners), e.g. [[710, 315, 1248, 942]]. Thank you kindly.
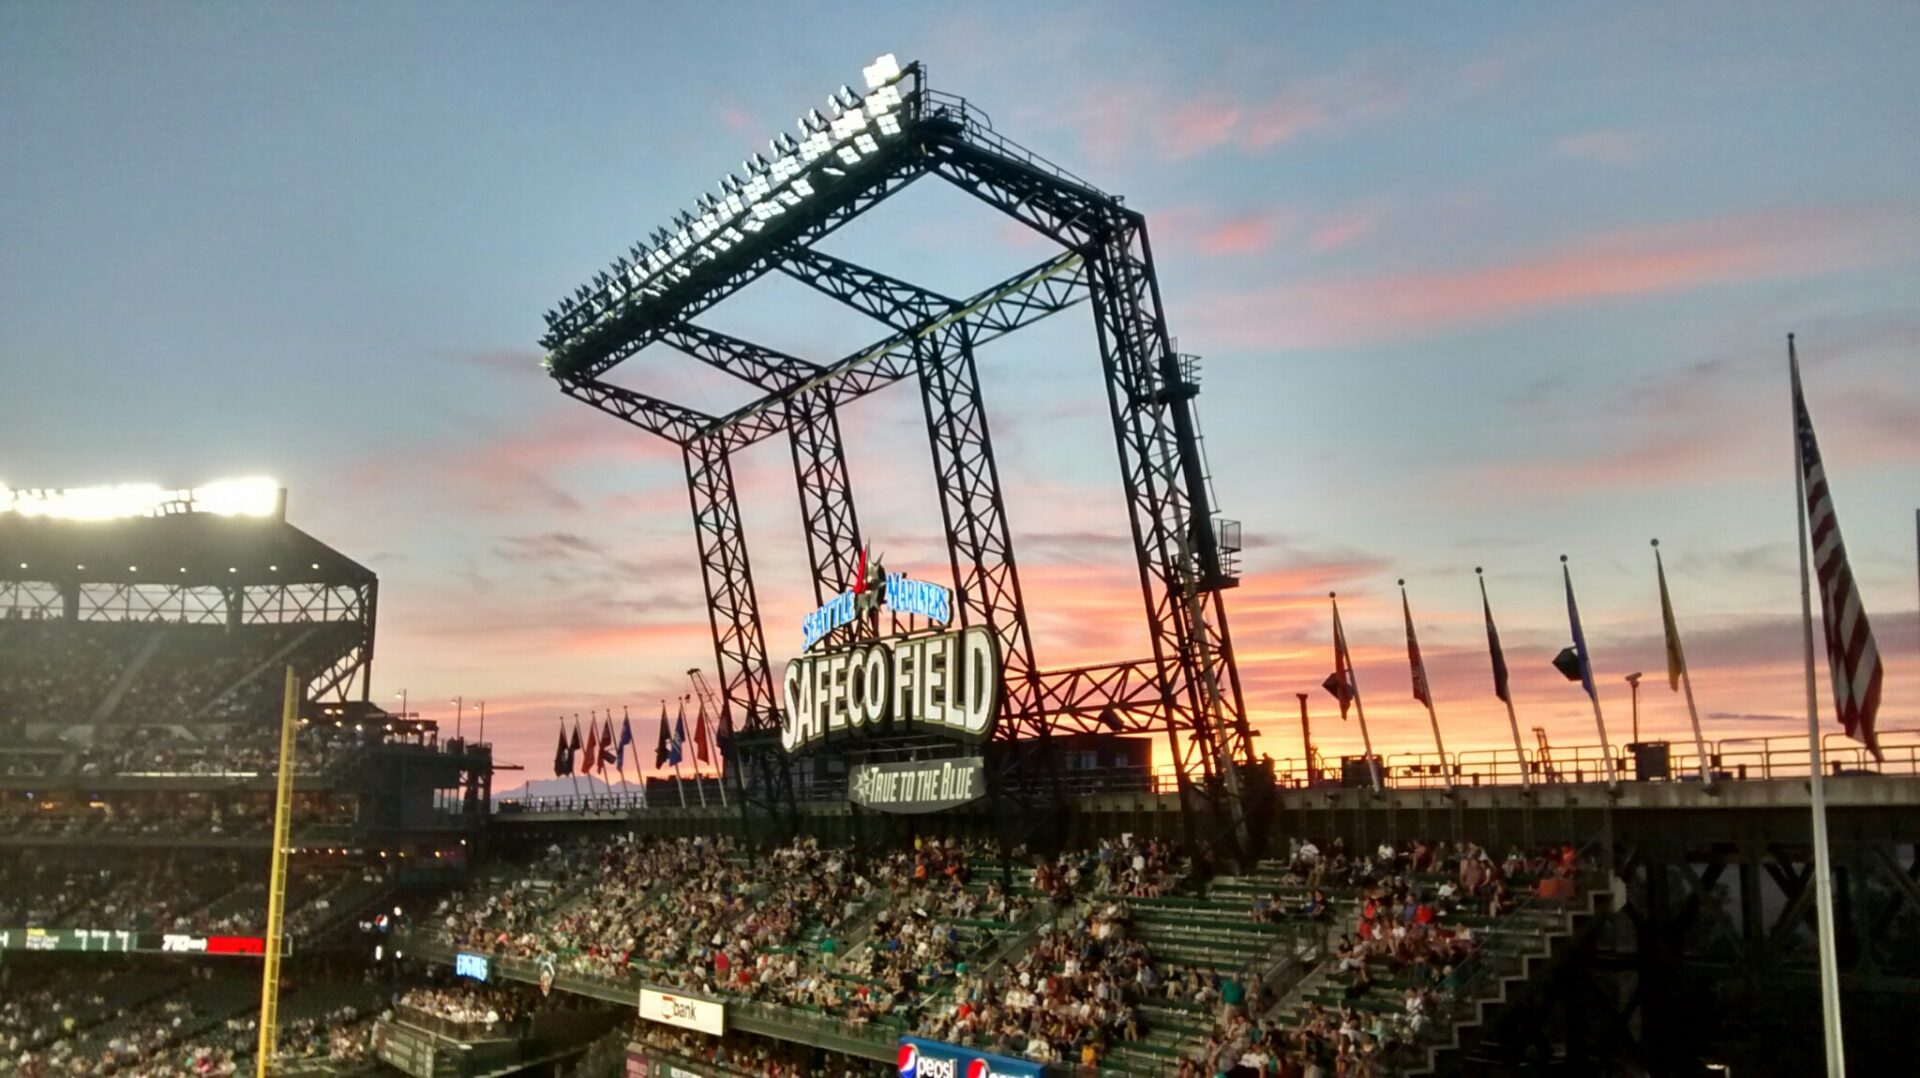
[[1, 575, 376, 708], [541, 61, 1254, 848]]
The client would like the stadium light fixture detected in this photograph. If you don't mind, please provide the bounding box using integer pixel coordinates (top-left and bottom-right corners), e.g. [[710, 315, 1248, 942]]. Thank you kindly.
[[541, 54, 915, 354], [862, 54, 900, 89], [0, 477, 279, 521]]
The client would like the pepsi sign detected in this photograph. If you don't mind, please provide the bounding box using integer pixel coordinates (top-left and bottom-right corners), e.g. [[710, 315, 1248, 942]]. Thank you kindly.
[[896, 1037, 1042, 1078]]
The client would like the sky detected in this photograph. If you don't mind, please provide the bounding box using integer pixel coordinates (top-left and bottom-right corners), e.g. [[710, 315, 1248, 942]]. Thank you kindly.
[[3, 2, 1917, 790]]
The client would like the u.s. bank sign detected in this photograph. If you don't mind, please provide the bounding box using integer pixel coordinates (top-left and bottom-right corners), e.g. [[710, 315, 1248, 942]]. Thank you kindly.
[[782, 559, 1001, 753]]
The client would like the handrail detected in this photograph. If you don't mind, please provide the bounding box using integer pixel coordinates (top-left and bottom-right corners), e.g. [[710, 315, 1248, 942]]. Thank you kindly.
[[488, 730, 1920, 814], [1406, 836, 1612, 1071]]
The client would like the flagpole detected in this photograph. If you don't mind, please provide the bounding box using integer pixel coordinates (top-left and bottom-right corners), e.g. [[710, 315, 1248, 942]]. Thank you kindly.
[[1332, 594, 1381, 791], [619, 707, 633, 803], [584, 712, 597, 799], [1653, 540, 1714, 788], [564, 719, 581, 803], [1401, 581, 1453, 792], [1477, 569, 1530, 789], [1792, 335, 1847, 1077], [670, 699, 688, 809], [1561, 557, 1618, 788], [686, 696, 709, 808]]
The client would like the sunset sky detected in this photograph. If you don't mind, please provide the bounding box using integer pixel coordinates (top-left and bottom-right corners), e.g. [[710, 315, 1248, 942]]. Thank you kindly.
[[3, 3, 1916, 789]]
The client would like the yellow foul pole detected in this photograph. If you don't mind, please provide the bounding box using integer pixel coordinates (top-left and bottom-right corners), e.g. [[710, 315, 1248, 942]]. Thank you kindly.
[[255, 666, 299, 1077]]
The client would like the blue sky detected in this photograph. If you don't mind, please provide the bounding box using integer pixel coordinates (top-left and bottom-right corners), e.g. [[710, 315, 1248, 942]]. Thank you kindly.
[[3, 2, 1916, 779]]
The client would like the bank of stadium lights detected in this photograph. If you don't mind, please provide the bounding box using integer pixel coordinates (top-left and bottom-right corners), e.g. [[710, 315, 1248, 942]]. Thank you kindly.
[[0, 477, 279, 521], [539, 53, 911, 358]]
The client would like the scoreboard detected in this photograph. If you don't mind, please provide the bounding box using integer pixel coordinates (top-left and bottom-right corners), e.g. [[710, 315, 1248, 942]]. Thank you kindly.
[[0, 928, 286, 956]]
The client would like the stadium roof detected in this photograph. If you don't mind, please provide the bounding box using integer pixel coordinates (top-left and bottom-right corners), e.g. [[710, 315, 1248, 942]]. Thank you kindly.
[[0, 513, 374, 588]]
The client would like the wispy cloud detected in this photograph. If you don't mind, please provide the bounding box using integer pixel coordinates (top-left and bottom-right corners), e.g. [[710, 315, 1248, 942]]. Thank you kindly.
[[1153, 205, 1295, 257], [1309, 204, 1383, 253], [1190, 203, 1920, 350], [1053, 62, 1413, 165], [1554, 128, 1651, 165]]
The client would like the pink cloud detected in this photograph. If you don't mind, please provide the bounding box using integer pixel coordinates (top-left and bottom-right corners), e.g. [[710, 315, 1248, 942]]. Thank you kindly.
[[1155, 97, 1245, 159], [1309, 205, 1382, 252], [1054, 60, 1410, 166], [1555, 128, 1651, 165], [1152, 205, 1294, 258], [1242, 98, 1327, 151], [1194, 210, 1289, 256], [1192, 203, 1919, 350]]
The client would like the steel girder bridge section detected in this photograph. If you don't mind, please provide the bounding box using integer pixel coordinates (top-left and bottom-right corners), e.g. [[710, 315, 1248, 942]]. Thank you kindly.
[[536, 58, 1255, 850]]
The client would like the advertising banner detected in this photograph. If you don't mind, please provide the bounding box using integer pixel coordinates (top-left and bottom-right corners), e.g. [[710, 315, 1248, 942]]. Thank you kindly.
[[624, 1054, 704, 1078], [455, 952, 490, 981], [636, 987, 725, 1036], [850, 757, 986, 814], [0, 928, 280, 956], [896, 1036, 1045, 1078]]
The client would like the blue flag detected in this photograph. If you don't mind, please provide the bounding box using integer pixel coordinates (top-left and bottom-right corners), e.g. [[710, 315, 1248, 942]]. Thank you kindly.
[[668, 702, 686, 767], [617, 712, 635, 771], [1562, 560, 1598, 700]]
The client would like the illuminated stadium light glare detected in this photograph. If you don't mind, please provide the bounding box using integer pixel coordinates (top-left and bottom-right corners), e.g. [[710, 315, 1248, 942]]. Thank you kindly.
[[540, 53, 913, 358], [1, 476, 280, 521]]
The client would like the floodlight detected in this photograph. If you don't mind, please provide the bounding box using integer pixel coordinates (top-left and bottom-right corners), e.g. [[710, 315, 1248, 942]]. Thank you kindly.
[[837, 146, 861, 165], [876, 114, 901, 136], [854, 133, 878, 154], [836, 86, 860, 109], [862, 54, 901, 89]]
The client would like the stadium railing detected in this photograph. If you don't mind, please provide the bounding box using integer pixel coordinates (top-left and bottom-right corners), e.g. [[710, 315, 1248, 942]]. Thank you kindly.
[[396, 932, 897, 1064]]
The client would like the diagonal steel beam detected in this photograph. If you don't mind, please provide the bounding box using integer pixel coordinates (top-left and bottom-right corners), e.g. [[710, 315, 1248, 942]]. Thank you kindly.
[[779, 247, 957, 327], [699, 252, 1086, 448], [656, 323, 867, 616], [685, 434, 779, 734], [658, 323, 822, 394], [557, 375, 714, 445]]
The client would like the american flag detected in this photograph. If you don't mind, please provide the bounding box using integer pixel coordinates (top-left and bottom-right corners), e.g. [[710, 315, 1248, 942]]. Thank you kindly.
[[1793, 343, 1884, 760], [1324, 597, 1357, 718], [1401, 585, 1433, 706]]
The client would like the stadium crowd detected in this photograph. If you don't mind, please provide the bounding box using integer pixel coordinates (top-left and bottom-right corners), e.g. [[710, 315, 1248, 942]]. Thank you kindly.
[[431, 830, 1199, 1070], [397, 984, 529, 1028], [1175, 836, 1591, 1076]]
